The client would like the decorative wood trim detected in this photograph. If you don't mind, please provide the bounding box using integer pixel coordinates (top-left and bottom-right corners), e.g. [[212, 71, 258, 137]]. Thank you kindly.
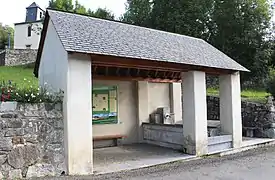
[[93, 75, 181, 83]]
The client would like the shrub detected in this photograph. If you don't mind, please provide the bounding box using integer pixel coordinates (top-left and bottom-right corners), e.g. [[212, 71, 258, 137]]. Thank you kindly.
[[0, 79, 63, 103]]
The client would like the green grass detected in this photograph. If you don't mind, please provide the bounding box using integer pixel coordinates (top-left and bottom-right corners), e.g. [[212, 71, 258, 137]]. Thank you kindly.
[[0, 64, 270, 103], [0, 63, 38, 88], [207, 87, 270, 103]]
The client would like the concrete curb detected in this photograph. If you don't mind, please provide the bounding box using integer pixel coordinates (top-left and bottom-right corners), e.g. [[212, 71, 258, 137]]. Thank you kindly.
[[207, 139, 275, 157]]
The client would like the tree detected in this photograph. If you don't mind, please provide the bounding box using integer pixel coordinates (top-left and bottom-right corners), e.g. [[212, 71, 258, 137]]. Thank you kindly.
[[122, 0, 214, 38], [150, 0, 214, 39], [121, 0, 152, 27], [74, 0, 86, 14], [48, 0, 74, 12], [93, 8, 115, 20], [0, 24, 14, 49], [48, 0, 115, 20], [121, 0, 275, 86], [209, 0, 273, 85]]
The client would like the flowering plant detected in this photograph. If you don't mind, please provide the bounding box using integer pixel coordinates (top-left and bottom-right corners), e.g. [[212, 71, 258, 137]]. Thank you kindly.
[[0, 79, 63, 103]]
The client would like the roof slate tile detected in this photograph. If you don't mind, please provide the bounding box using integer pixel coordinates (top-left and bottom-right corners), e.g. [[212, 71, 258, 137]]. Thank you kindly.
[[47, 9, 248, 72]]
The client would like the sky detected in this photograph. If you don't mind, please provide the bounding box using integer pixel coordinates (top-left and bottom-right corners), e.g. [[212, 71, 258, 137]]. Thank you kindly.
[[0, 0, 126, 26]]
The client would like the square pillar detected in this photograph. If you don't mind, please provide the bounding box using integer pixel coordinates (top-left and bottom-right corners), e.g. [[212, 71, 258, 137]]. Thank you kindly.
[[169, 83, 182, 123], [182, 71, 208, 155], [219, 72, 242, 148], [63, 54, 93, 175], [137, 81, 149, 142]]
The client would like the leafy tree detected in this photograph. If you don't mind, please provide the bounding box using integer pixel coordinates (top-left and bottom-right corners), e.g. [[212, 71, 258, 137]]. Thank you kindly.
[[209, 0, 273, 85], [93, 8, 115, 20], [48, 0, 74, 12], [150, 0, 214, 39], [48, 0, 115, 20], [122, 0, 275, 86], [121, 0, 152, 27], [0, 24, 14, 49], [74, 0, 86, 14]]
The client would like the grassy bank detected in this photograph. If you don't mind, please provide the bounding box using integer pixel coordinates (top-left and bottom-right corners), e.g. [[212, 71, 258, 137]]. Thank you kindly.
[[207, 87, 270, 103], [0, 64, 38, 88]]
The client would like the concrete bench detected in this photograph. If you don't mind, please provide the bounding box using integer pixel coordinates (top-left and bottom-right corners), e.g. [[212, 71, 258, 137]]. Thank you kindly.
[[243, 127, 257, 137]]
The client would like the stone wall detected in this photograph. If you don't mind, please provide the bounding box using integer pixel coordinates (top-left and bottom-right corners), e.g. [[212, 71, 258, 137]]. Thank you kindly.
[[5, 49, 37, 66], [207, 96, 275, 138], [0, 102, 64, 179]]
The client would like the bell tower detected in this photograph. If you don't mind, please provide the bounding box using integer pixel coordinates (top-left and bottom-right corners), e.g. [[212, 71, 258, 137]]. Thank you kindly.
[[25, 2, 44, 22]]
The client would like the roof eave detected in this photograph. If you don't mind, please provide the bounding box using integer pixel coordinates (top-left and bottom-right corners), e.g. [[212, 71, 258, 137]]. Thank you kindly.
[[34, 11, 50, 78]]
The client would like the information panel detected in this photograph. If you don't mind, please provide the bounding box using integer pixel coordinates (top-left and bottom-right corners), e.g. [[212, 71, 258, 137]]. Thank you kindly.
[[92, 86, 118, 124]]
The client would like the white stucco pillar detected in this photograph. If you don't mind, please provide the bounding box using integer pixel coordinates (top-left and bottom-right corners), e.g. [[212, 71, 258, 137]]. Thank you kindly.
[[63, 54, 93, 175], [219, 72, 242, 148], [137, 81, 149, 142], [169, 83, 182, 124], [182, 71, 208, 155]]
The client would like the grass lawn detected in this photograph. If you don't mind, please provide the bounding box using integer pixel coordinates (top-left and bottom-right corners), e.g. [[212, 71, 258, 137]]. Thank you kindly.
[[0, 64, 38, 89], [0, 64, 270, 103], [207, 87, 270, 103]]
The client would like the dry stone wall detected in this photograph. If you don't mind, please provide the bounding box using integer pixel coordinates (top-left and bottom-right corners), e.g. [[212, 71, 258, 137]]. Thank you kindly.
[[0, 102, 65, 179], [207, 96, 275, 138], [5, 49, 37, 66]]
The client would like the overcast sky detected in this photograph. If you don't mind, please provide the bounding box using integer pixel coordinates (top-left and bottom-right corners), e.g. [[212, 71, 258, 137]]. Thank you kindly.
[[0, 0, 126, 26]]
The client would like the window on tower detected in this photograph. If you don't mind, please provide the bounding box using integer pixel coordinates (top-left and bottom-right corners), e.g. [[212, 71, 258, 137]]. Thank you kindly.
[[40, 12, 42, 19], [27, 26, 32, 37]]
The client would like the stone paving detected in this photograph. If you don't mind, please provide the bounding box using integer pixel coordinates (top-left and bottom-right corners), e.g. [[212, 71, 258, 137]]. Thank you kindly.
[[93, 144, 194, 174]]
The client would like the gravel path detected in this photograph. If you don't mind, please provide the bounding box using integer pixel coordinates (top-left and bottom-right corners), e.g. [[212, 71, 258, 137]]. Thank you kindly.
[[39, 145, 275, 180]]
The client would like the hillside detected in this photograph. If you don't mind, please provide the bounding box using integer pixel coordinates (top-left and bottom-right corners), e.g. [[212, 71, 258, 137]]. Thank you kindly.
[[0, 63, 38, 88]]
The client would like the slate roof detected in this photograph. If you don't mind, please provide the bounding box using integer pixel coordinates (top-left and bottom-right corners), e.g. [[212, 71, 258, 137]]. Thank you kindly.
[[40, 9, 249, 72], [27, 2, 39, 8]]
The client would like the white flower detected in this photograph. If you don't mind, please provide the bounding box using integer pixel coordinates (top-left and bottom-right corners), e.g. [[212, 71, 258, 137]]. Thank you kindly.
[[39, 99, 42, 102], [28, 81, 31, 83], [28, 99, 30, 102], [24, 78, 27, 81], [25, 94, 28, 96], [37, 87, 40, 91], [46, 92, 49, 95], [30, 85, 33, 88], [37, 92, 40, 95], [16, 93, 19, 95]]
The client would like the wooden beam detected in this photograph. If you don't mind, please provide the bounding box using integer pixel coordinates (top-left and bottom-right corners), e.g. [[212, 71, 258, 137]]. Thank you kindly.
[[93, 75, 181, 82], [90, 54, 236, 75]]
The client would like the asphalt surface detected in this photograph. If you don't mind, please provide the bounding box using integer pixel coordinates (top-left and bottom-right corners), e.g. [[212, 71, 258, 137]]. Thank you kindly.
[[40, 145, 275, 180]]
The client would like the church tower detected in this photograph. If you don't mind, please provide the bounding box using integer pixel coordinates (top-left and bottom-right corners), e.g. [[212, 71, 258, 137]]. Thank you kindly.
[[25, 2, 44, 22]]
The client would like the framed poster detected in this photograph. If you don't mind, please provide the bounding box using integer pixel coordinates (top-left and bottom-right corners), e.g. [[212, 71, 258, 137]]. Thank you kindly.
[[92, 86, 118, 124]]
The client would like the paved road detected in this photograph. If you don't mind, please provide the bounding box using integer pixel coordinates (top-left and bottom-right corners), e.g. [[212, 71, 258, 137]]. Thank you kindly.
[[42, 145, 275, 180]]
